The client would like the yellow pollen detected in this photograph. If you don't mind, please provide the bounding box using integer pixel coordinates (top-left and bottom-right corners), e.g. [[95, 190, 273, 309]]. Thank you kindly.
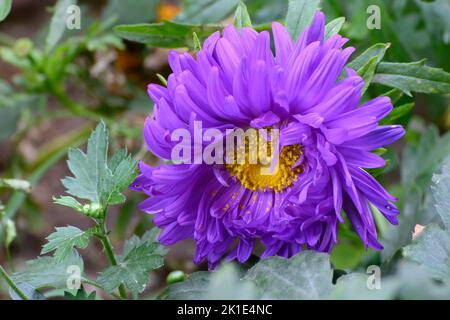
[[226, 142, 304, 193]]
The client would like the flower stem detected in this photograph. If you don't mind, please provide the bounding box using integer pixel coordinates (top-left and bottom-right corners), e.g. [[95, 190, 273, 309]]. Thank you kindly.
[[0, 265, 29, 300], [98, 222, 128, 299]]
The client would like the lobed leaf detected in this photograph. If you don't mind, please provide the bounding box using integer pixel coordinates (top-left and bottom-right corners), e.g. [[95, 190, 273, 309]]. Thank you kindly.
[[41, 226, 95, 263], [61, 121, 137, 208], [97, 230, 166, 298], [244, 251, 333, 299]]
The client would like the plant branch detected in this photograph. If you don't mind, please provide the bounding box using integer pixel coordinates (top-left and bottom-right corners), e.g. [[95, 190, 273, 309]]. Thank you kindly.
[[0, 265, 29, 300], [97, 220, 128, 299]]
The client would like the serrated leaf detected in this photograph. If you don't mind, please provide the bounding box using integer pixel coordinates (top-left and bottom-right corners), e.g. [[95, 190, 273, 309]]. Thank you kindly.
[[324, 17, 345, 39], [347, 43, 390, 71], [402, 158, 450, 281], [0, 0, 12, 22], [403, 224, 450, 281], [373, 60, 450, 95], [382, 127, 450, 261], [114, 21, 221, 49], [285, 0, 320, 41], [244, 251, 333, 299], [12, 251, 84, 290], [45, 0, 77, 52], [97, 230, 166, 298], [61, 121, 137, 207], [234, 1, 252, 30], [64, 285, 96, 300], [41, 226, 94, 263], [97, 243, 164, 298]]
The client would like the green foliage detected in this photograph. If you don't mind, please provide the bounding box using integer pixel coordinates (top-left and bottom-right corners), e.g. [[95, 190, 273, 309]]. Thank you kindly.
[[234, 2, 252, 30], [12, 251, 84, 293], [64, 286, 96, 300], [161, 251, 333, 300], [2, 0, 450, 302], [175, 0, 240, 24], [373, 60, 450, 95], [382, 126, 450, 261], [114, 21, 221, 49], [347, 43, 390, 71], [324, 17, 345, 40], [59, 121, 137, 209], [41, 226, 96, 263], [285, 0, 321, 40], [97, 231, 166, 298], [46, 0, 77, 53], [403, 157, 450, 281], [0, 0, 11, 22]]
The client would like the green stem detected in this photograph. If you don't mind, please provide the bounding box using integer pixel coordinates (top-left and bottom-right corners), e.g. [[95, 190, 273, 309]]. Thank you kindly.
[[51, 86, 105, 122], [0, 265, 29, 300], [98, 221, 127, 299]]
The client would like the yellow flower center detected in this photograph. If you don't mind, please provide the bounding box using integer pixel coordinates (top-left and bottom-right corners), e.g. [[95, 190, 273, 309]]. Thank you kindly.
[[226, 140, 304, 193]]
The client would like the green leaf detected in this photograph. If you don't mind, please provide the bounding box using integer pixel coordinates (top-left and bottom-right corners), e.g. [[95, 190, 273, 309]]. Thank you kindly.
[[102, 0, 158, 25], [97, 231, 166, 298], [204, 264, 256, 300], [234, 2, 252, 30], [346, 43, 390, 71], [380, 103, 414, 125], [12, 251, 84, 290], [244, 251, 333, 299], [382, 127, 450, 261], [0, 0, 12, 22], [431, 159, 450, 229], [61, 121, 137, 208], [53, 196, 83, 211], [64, 285, 96, 300], [192, 32, 202, 52], [357, 56, 379, 95], [45, 0, 77, 52], [332, 273, 396, 300], [41, 226, 95, 263], [9, 282, 45, 300], [373, 60, 450, 95], [324, 17, 345, 40], [285, 0, 320, 41], [159, 264, 256, 300], [158, 272, 211, 299], [403, 224, 450, 281], [403, 158, 450, 281], [114, 21, 221, 48], [175, 0, 240, 24]]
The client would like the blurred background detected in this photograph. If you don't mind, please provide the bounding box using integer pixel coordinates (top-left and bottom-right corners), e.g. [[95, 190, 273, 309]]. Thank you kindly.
[[0, 0, 449, 299]]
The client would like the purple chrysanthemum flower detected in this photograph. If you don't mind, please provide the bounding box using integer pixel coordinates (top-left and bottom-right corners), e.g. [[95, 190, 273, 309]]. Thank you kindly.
[[131, 12, 405, 268]]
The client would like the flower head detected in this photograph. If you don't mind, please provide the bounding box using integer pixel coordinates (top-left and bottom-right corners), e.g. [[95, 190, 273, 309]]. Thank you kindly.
[[131, 12, 405, 268]]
